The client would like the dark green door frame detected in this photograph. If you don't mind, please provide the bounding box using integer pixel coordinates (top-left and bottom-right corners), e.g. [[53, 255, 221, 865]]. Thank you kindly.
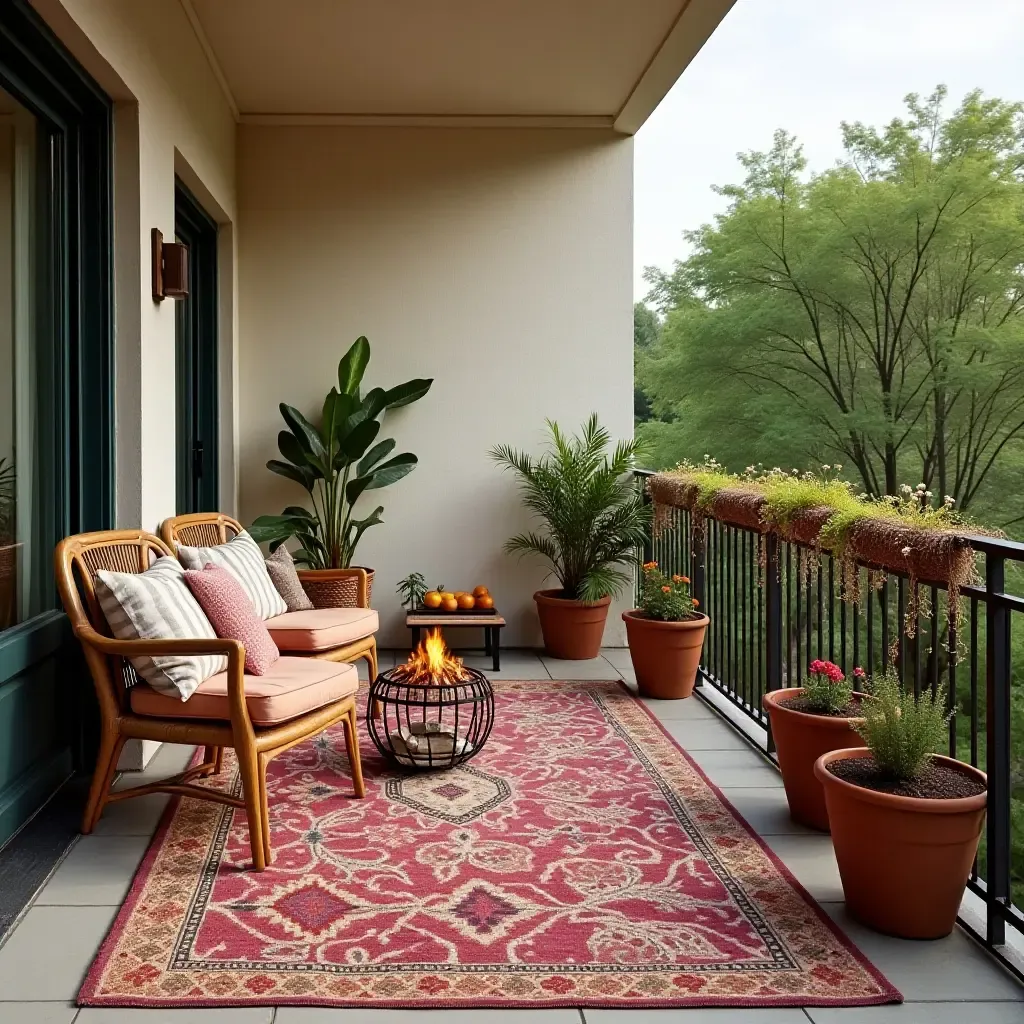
[[0, 0, 113, 848], [174, 178, 219, 514]]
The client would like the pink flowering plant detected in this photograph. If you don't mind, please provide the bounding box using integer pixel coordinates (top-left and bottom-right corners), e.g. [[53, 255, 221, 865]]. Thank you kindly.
[[803, 659, 856, 714]]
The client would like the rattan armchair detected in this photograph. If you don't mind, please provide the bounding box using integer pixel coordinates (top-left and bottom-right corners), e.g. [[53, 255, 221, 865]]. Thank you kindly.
[[55, 529, 365, 871], [160, 512, 378, 680]]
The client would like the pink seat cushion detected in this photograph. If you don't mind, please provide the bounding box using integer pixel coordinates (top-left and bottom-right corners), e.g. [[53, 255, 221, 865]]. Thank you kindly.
[[130, 657, 358, 726], [184, 564, 280, 675], [265, 607, 378, 652]]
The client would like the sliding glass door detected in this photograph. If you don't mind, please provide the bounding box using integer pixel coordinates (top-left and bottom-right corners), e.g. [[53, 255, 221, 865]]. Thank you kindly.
[[0, 1, 113, 848]]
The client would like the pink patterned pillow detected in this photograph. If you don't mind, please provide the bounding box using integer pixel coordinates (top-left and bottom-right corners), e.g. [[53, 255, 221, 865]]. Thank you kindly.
[[184, 564, 280, 676]]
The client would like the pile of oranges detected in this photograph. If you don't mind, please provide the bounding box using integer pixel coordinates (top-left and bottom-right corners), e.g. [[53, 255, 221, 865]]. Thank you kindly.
[[423, 585, 493, 612]]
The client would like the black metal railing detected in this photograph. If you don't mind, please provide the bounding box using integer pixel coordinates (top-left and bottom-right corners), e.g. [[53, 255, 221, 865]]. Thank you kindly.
[[634, 469, 1024, 971]]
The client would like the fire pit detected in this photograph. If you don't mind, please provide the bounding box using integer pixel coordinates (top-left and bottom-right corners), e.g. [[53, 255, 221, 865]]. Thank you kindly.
[[367, 629, 494, 770]]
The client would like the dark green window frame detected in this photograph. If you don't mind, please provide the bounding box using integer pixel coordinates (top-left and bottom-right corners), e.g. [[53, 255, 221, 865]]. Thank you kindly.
[[0, 0, 113, 838]]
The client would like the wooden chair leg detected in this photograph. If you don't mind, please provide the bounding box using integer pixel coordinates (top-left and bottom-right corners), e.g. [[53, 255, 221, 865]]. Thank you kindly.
[[82, 729, 126, 834], [343, 705, 366, 798], [201, 745, 222, 776], [365, 641, 382, 719], [258, 752, 273, 867], [235, 743, 266, 871]]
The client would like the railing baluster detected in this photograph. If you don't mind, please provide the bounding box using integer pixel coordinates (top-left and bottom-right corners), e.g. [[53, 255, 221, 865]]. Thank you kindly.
[[985, 551, 1011, 946]]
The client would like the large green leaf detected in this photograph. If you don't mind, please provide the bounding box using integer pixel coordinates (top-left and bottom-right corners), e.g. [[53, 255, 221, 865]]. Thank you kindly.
[[321, 389, 358, 448], [337, 337, 371, 396], [277, 430, 308, 467], [343, 418, 381, 460], [249, 514, 301, 544], [266, 459, 318, 490], [363, 452, 417, 489], [357, 438, 396, 476], [344, 474, 374, 506], [346, 506, 384, 557], [280, 404, 327, 466], [380, 378, 433, 409]]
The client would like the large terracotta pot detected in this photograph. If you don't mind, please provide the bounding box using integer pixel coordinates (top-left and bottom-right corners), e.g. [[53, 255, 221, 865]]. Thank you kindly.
[[622, 611, 709, 699], [762, 688, 868, 831], [815, 749, 987, 938], [533, 590, 610, 660]]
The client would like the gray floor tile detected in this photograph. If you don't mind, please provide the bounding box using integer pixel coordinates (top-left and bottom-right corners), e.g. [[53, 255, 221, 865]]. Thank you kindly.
[[718, 787, 817, 836], [641, 694, 719, 719], [541, 657, 622, 680], [587, 1010, 809, 1023], [277, 1010, 580, 1022], [463, 655, 552, 680], [0, 1004, 77, 1024], [600, 646, 634, 670], [77, 1009, 274, 1022], [686, 747, 784, 788], [35, 836, 150, 906], [0, 904, 117, 1001], [664, 719, 752, 750], [113, 743, 196, 790], [763, 833, 844, 901], [820, 902, 1024, 1001], [90, 792, 170, 837], [807, 1003, 1024, 1023]]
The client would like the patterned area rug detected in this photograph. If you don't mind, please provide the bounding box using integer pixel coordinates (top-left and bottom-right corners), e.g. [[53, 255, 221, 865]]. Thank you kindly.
[[80, 681, 900, 1009]]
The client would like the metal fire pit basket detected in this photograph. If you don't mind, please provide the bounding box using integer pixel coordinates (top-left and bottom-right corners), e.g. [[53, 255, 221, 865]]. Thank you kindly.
[[366, 666, 495, 770]]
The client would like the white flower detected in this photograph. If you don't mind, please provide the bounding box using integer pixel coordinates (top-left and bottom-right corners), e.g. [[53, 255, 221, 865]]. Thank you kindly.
[[944, 495, 956, 506], [901, 545, 912, 556], [924, 490, 933, 499], [900, 484, 913, 495], [822, 464, 831, 470], [834, 463, 843, 471]]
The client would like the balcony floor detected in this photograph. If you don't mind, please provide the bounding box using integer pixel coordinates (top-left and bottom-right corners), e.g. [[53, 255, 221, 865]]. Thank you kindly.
[[0, 649, 1021, 1022]]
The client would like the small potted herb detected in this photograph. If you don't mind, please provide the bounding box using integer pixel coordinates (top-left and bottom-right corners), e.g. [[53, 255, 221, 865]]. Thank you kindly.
[[622, 562, 708, 699], [815, 673, 986, 938], [396, 572, 427, 611], [763, 660, 868, 830]]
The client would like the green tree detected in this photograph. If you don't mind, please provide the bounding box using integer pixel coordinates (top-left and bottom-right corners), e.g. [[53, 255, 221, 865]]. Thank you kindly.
[[642, 87, 1024, 513], [634, 302, 660, 424]]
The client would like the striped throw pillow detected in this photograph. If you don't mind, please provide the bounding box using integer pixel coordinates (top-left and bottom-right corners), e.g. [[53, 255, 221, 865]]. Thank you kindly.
[[94, 556, 228, 700], [176, 530, 288, 620]]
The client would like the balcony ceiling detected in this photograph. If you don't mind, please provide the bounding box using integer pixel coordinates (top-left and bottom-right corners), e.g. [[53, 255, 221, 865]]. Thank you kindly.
[[185, 0, 734, 132]]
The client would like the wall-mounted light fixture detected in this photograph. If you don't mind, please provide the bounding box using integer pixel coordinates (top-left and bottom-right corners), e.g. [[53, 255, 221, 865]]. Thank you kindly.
[[152, 228, 189, 301]]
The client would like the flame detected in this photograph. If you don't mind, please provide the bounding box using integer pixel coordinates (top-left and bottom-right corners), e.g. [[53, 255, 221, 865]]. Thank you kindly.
[[395, 628, 467, 685]]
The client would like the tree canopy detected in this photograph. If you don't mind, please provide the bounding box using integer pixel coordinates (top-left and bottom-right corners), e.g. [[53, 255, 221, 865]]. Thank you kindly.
[[638, 87, 1024, 524]]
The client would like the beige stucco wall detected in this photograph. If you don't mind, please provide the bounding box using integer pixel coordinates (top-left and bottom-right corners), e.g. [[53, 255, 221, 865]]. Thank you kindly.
[[238, 126, 634, 647], [33, 0, 238, 530]]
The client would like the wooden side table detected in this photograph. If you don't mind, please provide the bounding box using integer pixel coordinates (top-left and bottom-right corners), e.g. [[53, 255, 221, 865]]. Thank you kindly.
[[406, 610, 506, 671]]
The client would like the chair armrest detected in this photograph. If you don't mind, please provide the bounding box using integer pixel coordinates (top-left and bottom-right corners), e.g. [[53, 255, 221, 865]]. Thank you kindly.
[[74, 624, 242, 661], [75, 625, 255, 734], [297, 567, 370, 608]]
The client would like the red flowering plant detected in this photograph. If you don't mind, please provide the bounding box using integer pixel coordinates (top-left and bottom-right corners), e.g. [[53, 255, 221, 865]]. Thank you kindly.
[[638, 561, 700, 622], [803, 659, 856, 714]]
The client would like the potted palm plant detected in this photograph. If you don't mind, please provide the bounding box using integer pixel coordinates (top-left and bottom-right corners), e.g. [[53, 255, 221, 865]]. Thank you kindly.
[[763, 660, 868, 830], [250, 337, 431, 607], [623, 562, 708, 698], [0, 457, 15, 629], [490, 416, 650, 659], [815, 673, 986, 938]]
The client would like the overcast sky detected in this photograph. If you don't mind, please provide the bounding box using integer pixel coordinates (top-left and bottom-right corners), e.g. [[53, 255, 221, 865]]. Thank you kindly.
[[634, 0, 1024, 300]]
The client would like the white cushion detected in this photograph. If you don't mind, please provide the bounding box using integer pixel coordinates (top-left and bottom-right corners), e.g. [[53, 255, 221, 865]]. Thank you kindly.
[[94, 556, 227, 700], [176, 530, 288, 621]]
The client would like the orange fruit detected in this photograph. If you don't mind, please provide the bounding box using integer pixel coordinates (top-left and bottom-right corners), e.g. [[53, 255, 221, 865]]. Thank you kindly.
[[454, 591, 467, 598], [423, 591, 442, 609], [472, 585, 489, 598], [476, 594, 494, 609], [442, 591, 455, 601], [457, 593, 475, 610], [440, 595, 459, 612]]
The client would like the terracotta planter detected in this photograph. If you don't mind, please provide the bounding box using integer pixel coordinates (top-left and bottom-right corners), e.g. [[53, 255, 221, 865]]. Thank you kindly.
[[815, 749, 987, 938], [762, 688, 868, 831], [533, 590, 610, 660], [622, 611, 709, 699], [297, 567, 374, 608]]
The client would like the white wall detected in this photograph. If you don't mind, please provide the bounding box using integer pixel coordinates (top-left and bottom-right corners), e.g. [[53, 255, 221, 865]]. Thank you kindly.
[[238, 127, 634, 647], [33, 0, 238, 529]]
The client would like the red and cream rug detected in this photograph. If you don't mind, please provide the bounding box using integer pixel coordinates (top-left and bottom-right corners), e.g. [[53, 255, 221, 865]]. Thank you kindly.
[[80, 680, 899, 1009]]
